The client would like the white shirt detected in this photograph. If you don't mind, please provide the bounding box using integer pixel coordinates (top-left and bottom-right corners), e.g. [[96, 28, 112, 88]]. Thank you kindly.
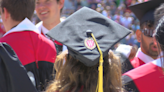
[[3, 18, 39, 37], [135, 48, 154, 64], [36, 21, 68, 51], [36, 21, 50, 39], [152, 58, 162, 67], [36, 18, 66, 38], [152, 52, 164, 67]]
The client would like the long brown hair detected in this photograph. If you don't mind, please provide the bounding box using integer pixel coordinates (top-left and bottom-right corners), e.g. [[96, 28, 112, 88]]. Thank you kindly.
[[46, 50, 122, 92]]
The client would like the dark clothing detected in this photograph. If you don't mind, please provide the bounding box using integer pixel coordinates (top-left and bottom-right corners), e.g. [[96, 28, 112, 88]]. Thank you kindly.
[[0, 31, 56, 91], [0, 43, 37, 92], [114, 51, 134, 74]]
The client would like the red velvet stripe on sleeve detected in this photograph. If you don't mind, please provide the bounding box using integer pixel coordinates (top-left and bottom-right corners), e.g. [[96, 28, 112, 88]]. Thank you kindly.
[[54, 40, 62, 45]]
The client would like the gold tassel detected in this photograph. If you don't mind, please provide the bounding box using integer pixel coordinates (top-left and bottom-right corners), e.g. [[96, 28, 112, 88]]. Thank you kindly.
[[91, 33, 103, 92]]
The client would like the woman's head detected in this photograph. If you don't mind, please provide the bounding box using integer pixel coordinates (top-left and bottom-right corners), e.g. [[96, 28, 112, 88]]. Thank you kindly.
[[46, 50, 122, 92], [154, 4, 164, 52], [153, 3, 164, 71], [154, 21, 164, 52], [46, 7, 131, 92]]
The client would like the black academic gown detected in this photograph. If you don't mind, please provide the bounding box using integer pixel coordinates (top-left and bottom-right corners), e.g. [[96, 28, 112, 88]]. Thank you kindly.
[[0, 43, 37, 92], [0, 30, 57, 91], [114, 51, 134, 74]]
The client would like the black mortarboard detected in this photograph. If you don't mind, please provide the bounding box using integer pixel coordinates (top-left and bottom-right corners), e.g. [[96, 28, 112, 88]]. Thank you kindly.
[[0, 43, 37, 92], [47, 7, 131, 92], [47, 7, 131, 67], [129, 0, 164, 25]]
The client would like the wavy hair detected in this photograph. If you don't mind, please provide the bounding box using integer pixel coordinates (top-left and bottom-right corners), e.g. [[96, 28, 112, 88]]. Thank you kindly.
[[46, 50, 122, 92], [154, 3, 164, 70]]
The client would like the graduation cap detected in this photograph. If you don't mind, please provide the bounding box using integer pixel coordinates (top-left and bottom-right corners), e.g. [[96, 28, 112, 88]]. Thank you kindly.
[[47, 7, 131, 92], [129, 0, 164, 25]]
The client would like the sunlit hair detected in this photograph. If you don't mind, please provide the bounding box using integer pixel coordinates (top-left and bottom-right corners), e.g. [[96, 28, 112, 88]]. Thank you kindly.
[[154, 3, 164, 70], [154, 19, 164, 70], [154, 3, 164, 27], [46, 50, 122, 92]]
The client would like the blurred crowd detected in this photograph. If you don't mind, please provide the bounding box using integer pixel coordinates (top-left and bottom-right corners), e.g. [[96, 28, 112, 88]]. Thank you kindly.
[[0, 0, 149, 47], [1, 0, 164, 91], [60, 0, 149, 48]]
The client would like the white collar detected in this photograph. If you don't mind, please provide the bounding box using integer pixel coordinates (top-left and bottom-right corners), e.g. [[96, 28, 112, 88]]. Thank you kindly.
[[35, 21, 49, 37], [152, 52, 164, 67], [152, 58, 162, 67], [3, 18, 40, 37], [135, 48, 154, 63], [36, 17, 65, 35], [35, 21, 42, 33], [41, 24, 49, 35]]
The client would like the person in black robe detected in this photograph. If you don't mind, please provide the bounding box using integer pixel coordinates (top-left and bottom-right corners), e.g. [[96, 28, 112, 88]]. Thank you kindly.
[[0, 42, 37, 92]]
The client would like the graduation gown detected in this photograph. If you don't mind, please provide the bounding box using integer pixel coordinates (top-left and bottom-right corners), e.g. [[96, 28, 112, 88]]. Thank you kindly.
[[42, 31, 63, 54], [130, 57, 145, 68], [0, 43, 37, 92], [115, 48, 153, 74], [0, 18, 57, 91], [122, 58, 164, 92], [113, 51, 134, 74], [130, 48, 154, 68]]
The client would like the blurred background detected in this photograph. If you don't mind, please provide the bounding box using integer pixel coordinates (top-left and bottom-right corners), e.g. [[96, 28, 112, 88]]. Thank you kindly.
[[0, 0, 150, 49]]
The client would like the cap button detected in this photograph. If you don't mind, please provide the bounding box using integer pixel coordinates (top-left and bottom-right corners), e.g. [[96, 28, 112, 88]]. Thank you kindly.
[[86, 30, 92, 37]]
